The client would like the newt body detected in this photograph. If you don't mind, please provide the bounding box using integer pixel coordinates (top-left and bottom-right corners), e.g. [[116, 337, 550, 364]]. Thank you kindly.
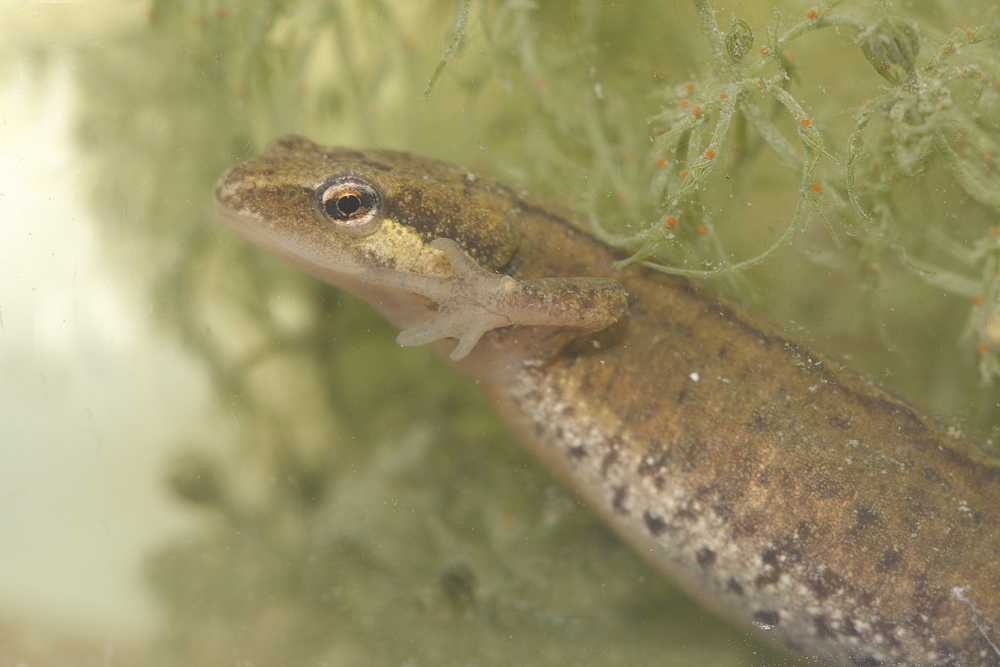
[[215, 135, 1000, 666]]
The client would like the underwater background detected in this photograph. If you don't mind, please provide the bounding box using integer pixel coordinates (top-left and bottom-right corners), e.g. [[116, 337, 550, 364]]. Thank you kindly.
[[2, 1, 999, 664]]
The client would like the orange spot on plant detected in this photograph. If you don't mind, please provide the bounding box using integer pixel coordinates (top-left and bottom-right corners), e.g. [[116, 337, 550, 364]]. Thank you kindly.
[[967, 29, 974, 38], [718, 93, 729, 100], [760, 46, 770, 56], [991, 226, 999, 237], [979, 342, 990, 354], [666, 216, 678, 228], [655, 128, 667, 136], [617, 190, 631, 204], [811, 182, 822, 193], [974, 294, 985, 306], [680, 99, 690, 109], [534, 74, 548, 90], [800, 117, 811, 128], [692, 105, 702, 115], [942, 45, 951, 53], [704, 149, 716, 159], [680, 169, 689, 180], [697, 224, 708, 235], [807, 8, 818, 19], [685, 81, 696, 91], [656, 157, 667, 168]]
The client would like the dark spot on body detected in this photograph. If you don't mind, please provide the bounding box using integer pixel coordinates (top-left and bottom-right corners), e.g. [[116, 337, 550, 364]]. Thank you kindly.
[[712, 498, 734, 522], [749, 409, 772, 432], [601, 449, 619, 476], [878, 548, 903, 573], [567, 445, 588, 460], [638, 450, 667, 476], [849, 654, 882, 667], [731, 514, 759, 538], [653, 475, 665, 490], [611, 485, 629, 515], [756, 549, 783, 587], [726, 578, 744, 596], [753, 610, 780, 628], [795, 521, 813, 542], [755, 538, 806, 589], [905, 494, 933, 520], [853, 507, 879, 532], [756, 569, 781, 587], [843, 617, 861, 637], [912, 575, 948, 619], [696, 547, 716, 567], [814, 615, 837, 640], [805, 566, 845, 601], [643, 511, 668, 536], [677, 387, 688, 404], [829, 415, 852, 429]]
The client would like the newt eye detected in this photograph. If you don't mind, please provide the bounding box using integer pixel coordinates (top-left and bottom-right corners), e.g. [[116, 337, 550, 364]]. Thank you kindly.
[[318, 176, 383, 236]]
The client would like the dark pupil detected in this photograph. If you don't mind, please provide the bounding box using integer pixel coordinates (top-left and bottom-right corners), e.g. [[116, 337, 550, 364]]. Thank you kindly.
[[332, 194, 362, 218]]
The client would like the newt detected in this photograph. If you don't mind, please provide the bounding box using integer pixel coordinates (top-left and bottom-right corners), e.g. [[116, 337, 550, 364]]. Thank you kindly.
[[215, 134, 1000, 667]]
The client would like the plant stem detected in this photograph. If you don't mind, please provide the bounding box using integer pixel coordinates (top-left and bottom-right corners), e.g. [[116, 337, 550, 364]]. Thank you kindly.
[[691, 0, 727, 67]]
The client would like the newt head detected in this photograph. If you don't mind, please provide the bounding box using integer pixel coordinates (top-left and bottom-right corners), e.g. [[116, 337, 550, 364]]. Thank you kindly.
[[214, 134, 521, 284]]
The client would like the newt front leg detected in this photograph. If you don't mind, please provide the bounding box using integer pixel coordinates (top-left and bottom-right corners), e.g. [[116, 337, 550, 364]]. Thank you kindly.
[[359, 238, 628, 360]]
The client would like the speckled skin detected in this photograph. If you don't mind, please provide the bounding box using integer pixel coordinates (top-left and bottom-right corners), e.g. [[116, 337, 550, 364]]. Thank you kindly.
[[216, 136, 1000, 667]]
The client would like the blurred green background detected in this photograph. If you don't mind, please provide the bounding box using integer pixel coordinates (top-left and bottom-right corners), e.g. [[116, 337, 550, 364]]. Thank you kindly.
[[2, 0, 998, 665]]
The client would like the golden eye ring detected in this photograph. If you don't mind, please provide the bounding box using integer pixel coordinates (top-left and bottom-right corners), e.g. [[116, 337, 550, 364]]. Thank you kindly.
[[317, 176, 383, 236]]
